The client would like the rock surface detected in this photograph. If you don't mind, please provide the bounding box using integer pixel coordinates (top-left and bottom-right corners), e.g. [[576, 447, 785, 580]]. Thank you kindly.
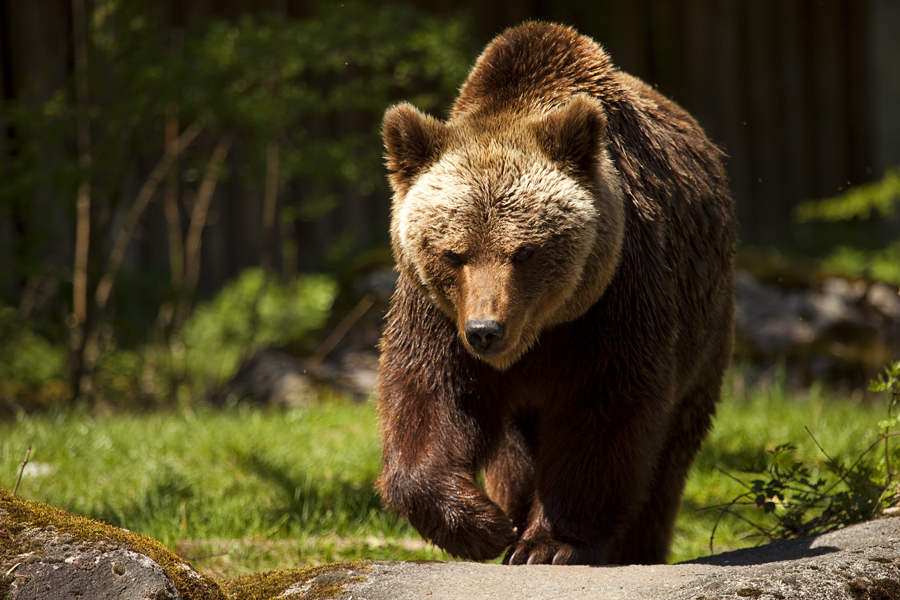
[[6, 540, 182, 600], [4, 484, 900, 600], [343, 519, 900, 599], [0, 489, 224, 600]]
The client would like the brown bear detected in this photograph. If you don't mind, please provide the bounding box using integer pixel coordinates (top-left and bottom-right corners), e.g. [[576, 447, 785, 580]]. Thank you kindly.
[[376, 21, 736, 566]]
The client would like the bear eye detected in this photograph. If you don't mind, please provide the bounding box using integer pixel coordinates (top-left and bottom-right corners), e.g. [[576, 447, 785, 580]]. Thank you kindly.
[[442, 249, 464, 267], [512, 244, 535, 265]]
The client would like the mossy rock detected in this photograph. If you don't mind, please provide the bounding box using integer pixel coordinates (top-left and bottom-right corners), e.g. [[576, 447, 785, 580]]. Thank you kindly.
[[734, 249, 900, 388], [0, 489, 370, 599]]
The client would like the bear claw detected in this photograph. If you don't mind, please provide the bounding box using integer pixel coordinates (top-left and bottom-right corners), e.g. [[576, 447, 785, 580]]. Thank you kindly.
[[505, 538, 607, 566]]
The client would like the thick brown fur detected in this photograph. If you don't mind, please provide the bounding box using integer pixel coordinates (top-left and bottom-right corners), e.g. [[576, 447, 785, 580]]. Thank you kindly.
[[377, 22, 737, 565]]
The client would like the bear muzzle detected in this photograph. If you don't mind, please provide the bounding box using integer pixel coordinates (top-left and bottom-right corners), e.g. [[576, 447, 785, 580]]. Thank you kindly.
[[464, 319, 506, 355]]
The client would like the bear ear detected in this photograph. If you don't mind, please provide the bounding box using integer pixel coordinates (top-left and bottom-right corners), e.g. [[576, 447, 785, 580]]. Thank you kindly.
[[530, 95, 608, 176], [383, 103, 448, 194]]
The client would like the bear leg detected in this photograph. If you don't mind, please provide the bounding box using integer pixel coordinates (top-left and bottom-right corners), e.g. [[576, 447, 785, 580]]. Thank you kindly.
[[506, 398, 670, 565], [613, 378, 722, 564], [483, 416, 536, 534]]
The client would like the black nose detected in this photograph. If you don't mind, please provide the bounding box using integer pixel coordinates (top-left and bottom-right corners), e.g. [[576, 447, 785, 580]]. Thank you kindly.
[[464, 319, 505, 354]]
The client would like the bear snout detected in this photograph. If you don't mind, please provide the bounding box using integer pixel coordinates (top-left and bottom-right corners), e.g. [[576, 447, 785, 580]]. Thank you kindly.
[[464, 319, 506, 354]]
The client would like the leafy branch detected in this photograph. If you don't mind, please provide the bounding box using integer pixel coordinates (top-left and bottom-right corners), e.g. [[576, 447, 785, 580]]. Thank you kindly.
[[796, 168, 900, 222]]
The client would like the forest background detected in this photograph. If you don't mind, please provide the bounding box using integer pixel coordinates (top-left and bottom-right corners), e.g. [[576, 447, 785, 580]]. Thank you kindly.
[[1, 0, 900, 573], [1, 0, 899, 407]]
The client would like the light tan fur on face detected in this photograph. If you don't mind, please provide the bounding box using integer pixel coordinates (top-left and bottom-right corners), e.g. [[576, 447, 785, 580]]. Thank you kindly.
[[386, 100, 625, 369]]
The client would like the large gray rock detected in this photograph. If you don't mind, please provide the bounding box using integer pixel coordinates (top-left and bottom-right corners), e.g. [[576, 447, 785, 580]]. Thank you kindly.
[[0, 489, 224, 600], [3, 527, 182, 600], [341, 518, 900, 600], [734, 270, 900, 386]]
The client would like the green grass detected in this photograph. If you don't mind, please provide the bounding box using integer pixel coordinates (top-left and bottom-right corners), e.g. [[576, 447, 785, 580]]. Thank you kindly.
[[1, 369, 890, 575], [1, 400, 449, 576]]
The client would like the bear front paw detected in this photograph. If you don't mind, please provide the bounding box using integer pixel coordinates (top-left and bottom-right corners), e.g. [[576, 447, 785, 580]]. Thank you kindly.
[[426, 500, 517, 561], [505, 538, 572, 565], [394, 477, 516, 561], [504, 528, 608, 565]]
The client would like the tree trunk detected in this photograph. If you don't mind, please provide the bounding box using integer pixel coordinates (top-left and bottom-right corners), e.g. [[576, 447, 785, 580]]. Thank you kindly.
[[70, 0, 93, 401]]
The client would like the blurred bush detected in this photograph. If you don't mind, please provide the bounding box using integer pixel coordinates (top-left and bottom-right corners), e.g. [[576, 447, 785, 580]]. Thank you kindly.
[[176, 269, 337, 398], [795, 168, 900, 286], [0, 305, 70, 411], [0, 270, 336, 413], [114, 269, 337, 408]]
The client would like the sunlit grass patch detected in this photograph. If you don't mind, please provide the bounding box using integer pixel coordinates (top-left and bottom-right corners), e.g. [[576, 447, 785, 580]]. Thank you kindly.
[[2, 366, 891, 572], [1, 399, 443, 574]]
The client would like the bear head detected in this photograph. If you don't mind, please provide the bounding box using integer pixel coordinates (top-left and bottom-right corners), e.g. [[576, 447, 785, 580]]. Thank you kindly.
[[383, 95, 626, 370]]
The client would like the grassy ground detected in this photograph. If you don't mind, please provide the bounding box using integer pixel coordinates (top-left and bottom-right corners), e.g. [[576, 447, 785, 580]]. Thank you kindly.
[[0, 368, 889, 577]]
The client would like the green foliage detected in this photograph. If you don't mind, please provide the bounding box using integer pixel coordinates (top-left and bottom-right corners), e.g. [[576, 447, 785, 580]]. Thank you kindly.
[[711, 361, 900, 548], [793, 168, 900, 285], [870, 361, 900, 398], [182, 2, 472, 205], [672, 365, 887, 560], [872, 361, 900, 442], [796, 168, 900, 222], [0, 306, 66, 387], [712, 442, 885, 544], [0, 305, 69, 408], [175, 269, 337, 394], [98, 269, 336, 406], [0, 1, 473, 282], [184, 270, 335, 351], [0, 270, 337, 409], [815, 240, 900, 287]]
